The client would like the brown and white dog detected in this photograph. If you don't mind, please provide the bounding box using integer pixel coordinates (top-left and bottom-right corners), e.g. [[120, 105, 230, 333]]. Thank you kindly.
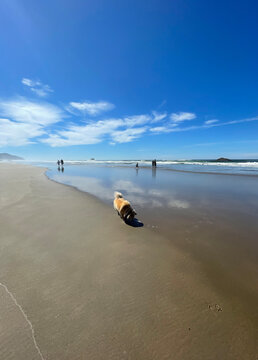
[[113, 192, 137, 223]]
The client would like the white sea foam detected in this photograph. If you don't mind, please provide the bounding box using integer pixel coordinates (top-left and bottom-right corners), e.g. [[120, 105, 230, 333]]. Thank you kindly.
[[169, 161, 258, 167], [61, 160, 258, 170], [18, 158, 258, 173]]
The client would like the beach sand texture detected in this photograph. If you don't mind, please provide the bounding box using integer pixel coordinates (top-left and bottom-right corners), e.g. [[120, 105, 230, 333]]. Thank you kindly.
[[0, 163, 257, 359]]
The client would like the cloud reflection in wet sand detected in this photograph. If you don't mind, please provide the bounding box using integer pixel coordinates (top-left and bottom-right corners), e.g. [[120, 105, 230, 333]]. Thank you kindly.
[[51, 174, 190, 210]]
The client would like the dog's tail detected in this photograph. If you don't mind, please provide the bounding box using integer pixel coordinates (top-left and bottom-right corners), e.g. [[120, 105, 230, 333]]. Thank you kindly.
[[114, 191, 123, 199]]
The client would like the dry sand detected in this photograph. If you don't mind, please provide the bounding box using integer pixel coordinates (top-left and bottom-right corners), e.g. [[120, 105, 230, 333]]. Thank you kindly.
[[0, 163, 257, 359]]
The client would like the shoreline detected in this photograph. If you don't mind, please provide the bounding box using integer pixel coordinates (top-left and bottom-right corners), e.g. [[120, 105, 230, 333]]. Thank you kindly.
[[53, 164, 258, 177], [16, 160, 258, 177], [0, 163, 257, 359]]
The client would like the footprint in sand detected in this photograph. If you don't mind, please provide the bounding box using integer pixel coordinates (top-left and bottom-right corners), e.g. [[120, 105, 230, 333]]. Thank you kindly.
[[208, 304, 223, 312]]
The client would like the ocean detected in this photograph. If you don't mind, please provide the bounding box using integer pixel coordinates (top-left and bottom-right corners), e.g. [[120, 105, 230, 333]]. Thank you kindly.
[[22, 159, 258, 176]]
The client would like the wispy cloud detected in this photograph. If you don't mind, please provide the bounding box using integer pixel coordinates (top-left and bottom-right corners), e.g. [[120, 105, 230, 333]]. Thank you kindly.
[[0, 118, 44, 146], [40, 109, 258, 147], [150, 124, 177, 133], [22, 78, 53, 97], [111, 127, 147, 143], [152, 111, 167, 122], [0, 98, 64, 146], [0, 94, 157, 147], [157, 100, 167, 109], [42, 112, 154, 147], [42, 118, 123, 146], [149, 116, 258, 135], [41, 116, 150, 147], [0, 99, 63, 125], [150, 126, 168, 133], [1, 80, 258, 149], [204, 119, 219, 125], [68, 101, 115, 116], [170, 112, 196, 123], [202, 116, 258, 129], [123, 114, 151, 127]]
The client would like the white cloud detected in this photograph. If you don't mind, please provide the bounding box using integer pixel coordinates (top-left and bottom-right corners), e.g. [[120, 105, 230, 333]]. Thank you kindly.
[[111, 127, 147, 143], [0, 118, 45, 146], [42, 119, 148, 147], [150, 126, 168, 133], [152, 111, 167, 122], [150, 124, 178, 133], [69, 101, 115, 116], [170, 112, 196, 123], [41, 113, 152, 147], [221, 116, 258, 125], [30, 88, 51, 97], [123, 114, 151, 127], [205, 119, 218, 125], [0, 99, 63, 125], [2, 83, 258, 149], [22, 78, 34, 87], [161, 116, 258, 134], [40, 110, 258, 148], [42, 118, 124, 147], [22, 78, 53, 97], [0, 99, 64, 146]]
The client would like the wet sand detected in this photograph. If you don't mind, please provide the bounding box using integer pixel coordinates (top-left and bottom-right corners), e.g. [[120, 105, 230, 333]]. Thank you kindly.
[[0, 163, 257, 359]]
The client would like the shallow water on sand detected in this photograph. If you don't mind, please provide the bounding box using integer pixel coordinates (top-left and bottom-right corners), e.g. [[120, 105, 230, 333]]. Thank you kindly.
[[46, 164, 258, 217], [46, 164, 258, 240], [47, 164, 258, 330]]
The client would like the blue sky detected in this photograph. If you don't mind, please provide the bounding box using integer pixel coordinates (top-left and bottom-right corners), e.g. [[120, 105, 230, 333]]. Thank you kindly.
[[0, 0, 257, 160]]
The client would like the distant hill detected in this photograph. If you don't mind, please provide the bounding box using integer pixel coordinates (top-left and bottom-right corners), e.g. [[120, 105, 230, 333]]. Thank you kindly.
[[215, 157, 231, 162], [0, 153, 23, 161]]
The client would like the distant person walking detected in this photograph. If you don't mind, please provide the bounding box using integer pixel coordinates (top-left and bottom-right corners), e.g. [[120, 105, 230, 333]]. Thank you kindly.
[[136, 162, 139, 168], [152, 159, 157, 167], [57, 160, 60, 166], [60, 159, 64, 166]]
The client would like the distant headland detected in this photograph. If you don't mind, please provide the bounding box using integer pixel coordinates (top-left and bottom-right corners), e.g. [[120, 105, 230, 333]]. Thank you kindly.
[[0, 153, 23, 161], [215, 157, 231, 162]]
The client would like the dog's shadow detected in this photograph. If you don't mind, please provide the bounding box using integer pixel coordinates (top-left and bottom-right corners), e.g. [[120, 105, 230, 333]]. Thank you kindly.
[[125, 218, 144, 227]]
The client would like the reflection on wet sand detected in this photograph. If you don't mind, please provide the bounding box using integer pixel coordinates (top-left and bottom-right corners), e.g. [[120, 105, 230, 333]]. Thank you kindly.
[[50, 173, 190, 210], [152, 166, 156, 178]]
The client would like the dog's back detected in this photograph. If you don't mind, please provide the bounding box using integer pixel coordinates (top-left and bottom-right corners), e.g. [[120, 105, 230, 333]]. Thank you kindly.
[[113, 192, 136, 222]]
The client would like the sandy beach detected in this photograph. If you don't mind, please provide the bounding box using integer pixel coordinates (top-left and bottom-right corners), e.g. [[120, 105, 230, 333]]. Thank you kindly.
[[0, 163, 257, 360]]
